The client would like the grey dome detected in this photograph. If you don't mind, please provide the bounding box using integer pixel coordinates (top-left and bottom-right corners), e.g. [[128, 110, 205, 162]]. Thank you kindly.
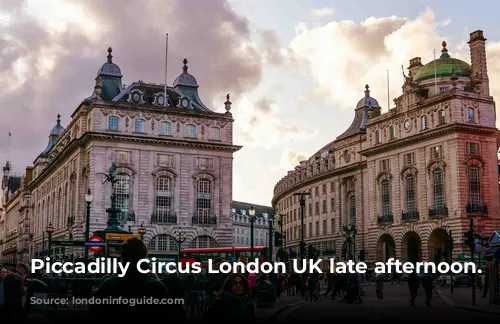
[[173, 58, 198, 88], [96, 47, 122, 77], [356, 85, 380, 109]]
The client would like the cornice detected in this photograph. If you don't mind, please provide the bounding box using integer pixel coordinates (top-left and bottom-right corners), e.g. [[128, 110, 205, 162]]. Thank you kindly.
[[272, 161, 367, 205], [359, 123, 498, 157]]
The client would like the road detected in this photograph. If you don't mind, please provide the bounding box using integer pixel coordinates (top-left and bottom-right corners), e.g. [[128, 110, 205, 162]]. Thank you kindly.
[[275, 283, 499, 322]]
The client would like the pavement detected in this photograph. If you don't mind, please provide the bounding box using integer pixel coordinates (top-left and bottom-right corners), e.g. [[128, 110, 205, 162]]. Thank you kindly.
[[435, 286, 500, 315], [273, 283, 500, 322]]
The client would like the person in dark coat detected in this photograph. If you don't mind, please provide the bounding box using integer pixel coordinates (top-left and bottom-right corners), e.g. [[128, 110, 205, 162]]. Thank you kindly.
[[3, 263, 27, 323], [90, 238, 171, 321], [421, 275, 434, 306], [408, 272, 420, 306], [204, 273, 256, 323], [162, 272, 186, 319]]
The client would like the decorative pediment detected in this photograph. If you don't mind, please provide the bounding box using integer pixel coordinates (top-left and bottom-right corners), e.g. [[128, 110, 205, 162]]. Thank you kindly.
[[117, 165, 137, 175], [376, 171, 392, 182], [464, 156, 485, 168], [400, 165, 418, 179], [152, 168, 177, 178], [427, 159, 446, 172], [192, 171, 216, 181]]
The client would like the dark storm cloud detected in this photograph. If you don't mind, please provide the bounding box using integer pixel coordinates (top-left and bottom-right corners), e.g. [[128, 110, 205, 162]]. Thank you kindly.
[[0, 0, 265, 172]]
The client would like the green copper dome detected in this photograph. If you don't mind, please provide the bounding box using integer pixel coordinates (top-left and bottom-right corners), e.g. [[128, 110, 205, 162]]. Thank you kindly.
[[413, 41, 471, 83]]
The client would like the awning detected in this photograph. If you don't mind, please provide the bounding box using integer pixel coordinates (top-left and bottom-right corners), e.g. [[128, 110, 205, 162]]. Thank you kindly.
[[484, 246, 500, 259]]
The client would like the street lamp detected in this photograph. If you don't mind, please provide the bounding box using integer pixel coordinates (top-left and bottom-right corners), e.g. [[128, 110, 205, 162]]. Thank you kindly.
[[84, 187, 93, 263], [138, 222, 146, 240], [342, 224, 357, 260], [249, 206, 256, 260], [442, 225, 453, 294], [293, 191, 311, 260], [46, 223, 54, 259], [173, 228, 188, 262]]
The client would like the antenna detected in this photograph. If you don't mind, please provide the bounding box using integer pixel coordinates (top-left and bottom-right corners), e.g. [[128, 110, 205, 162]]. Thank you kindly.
[[434, 49, 437, 95], [387, 69, 390, 111], [164, 33, 169, 108], [7, 130, 11, 163]]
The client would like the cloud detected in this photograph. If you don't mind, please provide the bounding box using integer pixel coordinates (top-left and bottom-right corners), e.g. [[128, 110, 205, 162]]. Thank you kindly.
[[310, 7, 335, 17], [280, 149, 309, 171], [0, 0, 266, 171]]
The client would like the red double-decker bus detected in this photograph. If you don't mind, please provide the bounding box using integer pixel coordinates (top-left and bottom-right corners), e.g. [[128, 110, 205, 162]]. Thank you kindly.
[[180, 246, 268, 268]]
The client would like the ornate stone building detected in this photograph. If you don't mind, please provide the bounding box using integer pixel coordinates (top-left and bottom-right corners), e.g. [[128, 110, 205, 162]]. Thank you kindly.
[[272, 30, 500, 264], [2, 48, 241, 262], [231, 201, 274, 247]]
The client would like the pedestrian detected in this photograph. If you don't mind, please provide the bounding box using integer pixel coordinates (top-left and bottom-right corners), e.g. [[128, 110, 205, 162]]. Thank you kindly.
[[375, 275, 383, 300], [408, 272, 420, 306], [3, 263, 28, 323], [203, 273, 256, 323], [482, 267, 489, 298], [0, 268, 8, 316], [421, 275, 434, 307], [90, 237, 171, 321]]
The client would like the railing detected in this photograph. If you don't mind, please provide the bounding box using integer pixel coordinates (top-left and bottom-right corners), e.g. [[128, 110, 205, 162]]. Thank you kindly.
[[192, 215, 217, 225], [401, 210, 419, 222], [428, 206, 448, 218], [466, 203, 487, 214], [377, 213, 393, 225], [118, 213, 135, 222], [151, 213, 177, 224]]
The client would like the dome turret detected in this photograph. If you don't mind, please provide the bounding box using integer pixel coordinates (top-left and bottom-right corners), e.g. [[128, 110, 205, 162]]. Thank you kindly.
[[413, 41, 471, 83], [173, 58, 199, 88], [40, 114, 65, 156], [96, 47, 122, 77]]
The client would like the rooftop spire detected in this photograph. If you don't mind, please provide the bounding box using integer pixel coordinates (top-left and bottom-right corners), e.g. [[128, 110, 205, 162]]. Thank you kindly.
[[182, 58, 188, 73], [56, 114, 61, 125], [364, 84, 370, 97], [440, 41, 450, 59], [107, 47, 113, 63]]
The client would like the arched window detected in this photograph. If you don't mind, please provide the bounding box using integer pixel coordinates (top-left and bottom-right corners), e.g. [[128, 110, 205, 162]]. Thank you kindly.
[[438, 110, 445, 125], [211, 127, 220, 140], [381, 180, 391, 216], [406, 174, 416, 211], [134, 119, 145, 133], [421, 115, 428, 130], [108, 116, 119, 131], [432, 168, 444, 208], [196, 179, 212, 222], [154, 176, 173, 221], [116, 173, 131, 221], [148, 234, 177, 251], [348, 196, 356, 226], [185, 124, 196, 137], [190, 236, 218, 248], [374, 130, 381, 144], [466, 107, 475, 123], [160, 121, 171, 135], [468, 165, 481, 207]]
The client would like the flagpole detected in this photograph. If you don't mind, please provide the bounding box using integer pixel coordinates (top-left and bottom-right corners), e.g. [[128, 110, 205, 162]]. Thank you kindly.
[[164, 33, 169, 107], [7, 130, 11, 163], [434, 49, 437, 94], [387, 69, 390, 111]]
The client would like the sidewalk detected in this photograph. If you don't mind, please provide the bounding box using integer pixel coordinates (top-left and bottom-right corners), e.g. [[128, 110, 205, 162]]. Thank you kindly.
[[436, 288, 500, 315], [255, 294, 306, 322]]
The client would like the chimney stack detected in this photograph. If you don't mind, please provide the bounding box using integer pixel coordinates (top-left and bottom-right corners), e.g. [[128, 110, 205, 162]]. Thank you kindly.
[[408, 57, 423, 76], [468, 30, 489, 96]]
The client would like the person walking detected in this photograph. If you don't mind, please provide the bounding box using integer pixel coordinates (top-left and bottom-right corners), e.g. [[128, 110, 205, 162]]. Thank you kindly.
[[408, 272, 420, 306], [421, 275, 434, 307], [3, 263, 28, 323], [375, 275, 384, 300]]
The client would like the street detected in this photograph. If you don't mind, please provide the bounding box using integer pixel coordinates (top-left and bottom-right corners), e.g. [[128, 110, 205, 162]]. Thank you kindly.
[[274, 284, 499, 322]]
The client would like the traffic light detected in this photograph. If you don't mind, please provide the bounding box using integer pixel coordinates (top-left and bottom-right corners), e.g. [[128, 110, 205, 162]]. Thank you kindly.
[[464, 230, 474, 248], [307, 244, 313, 258], [274, 232, 283, 246]]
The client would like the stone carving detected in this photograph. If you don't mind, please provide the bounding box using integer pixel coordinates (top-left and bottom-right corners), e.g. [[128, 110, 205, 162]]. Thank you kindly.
[[151, 119, 155, 131], [176, 122, 180, 133], [101, 109, 112, 116], [201, 125, 205, 135], [117, 111, 127, 117]]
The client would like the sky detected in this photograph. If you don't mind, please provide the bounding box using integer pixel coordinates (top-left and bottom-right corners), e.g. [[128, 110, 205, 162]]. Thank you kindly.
[[1, 0, 500, 206]]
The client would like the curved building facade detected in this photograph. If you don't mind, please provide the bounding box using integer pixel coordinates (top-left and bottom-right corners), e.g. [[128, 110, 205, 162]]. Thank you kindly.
[[272, 30, 500, 265]]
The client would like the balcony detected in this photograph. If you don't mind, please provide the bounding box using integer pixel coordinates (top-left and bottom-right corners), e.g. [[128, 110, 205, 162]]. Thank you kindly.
[[151, 212, 177, 224], [377, 213, 393, 225], [428, 205, 448, 219], [402, 210, 419, 222], [192, 215, 217, 226], [466, 203, 488, 215]]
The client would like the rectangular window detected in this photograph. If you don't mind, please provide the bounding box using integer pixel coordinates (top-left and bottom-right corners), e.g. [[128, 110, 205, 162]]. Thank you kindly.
[[331, 218, 335, 233], [315, 187, 319, 196], [438, 110, 446, 125], [404, 152, 415, 166], [380, 159, 389, 171], [389, 126, 396, 139], [315, 221, 319, 236], [421, 116, 428, 130], [108, 116, 119, 131], [322, 184, 326, 194], [315, 201, 319, 214], [330, 181, 334, 192], [185, 124, 197, 137], [211, 127, 220, 140], [323, 220, 327, 235], [331, 198, 335, 211], [160, 122, 171, 135], [157, 154, 174, 167], [116, 151, 130, 164], [309, 223, 312, 237], [431, 145, 442, 159], [134, 119, 145, 133], [322, 200, 327, 213], [467, 142, 480, 155]]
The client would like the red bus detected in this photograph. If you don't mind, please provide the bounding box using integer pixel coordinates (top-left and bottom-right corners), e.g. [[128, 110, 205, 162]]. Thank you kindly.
[[180, 246, 268, 268]]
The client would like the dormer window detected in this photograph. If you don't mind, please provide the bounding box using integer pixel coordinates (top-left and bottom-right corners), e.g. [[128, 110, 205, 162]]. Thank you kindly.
[[108, 116, 119, 131], [134, 119, 145, 133], [185, 124, 196, 138]]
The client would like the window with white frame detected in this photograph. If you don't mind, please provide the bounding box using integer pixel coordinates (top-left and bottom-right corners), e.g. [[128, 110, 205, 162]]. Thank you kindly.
[[160, 121, 171, 135], [406, 174, 416, 211], [438, 110, 446, 125], [148, 234, 177, 251], [108, 116, 119, 131], [190, 236, 217, 248], [404, 152, 415, 166], [134, 119, 145, 133], [155, 176, 172, 219], [211, 127, 220, 140], [185, 124, 196, 137], [431, 145, 442, 159], [381, 180, 391, 216], [389, 125, 396, 139], [421, 115, 428, 130], [467, 142, 480, 155], [196, 179, 212, 219], [468, 165, 481, 207], [375, 130, 381, 144], [116, 173, 130, 220], [466, 107, 475, 123], [432, 168, 444, 208]]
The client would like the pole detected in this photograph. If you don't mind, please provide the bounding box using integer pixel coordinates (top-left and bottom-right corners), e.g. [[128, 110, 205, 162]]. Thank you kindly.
[[387, 69, 390, 110], [164, 33, 169, 107], [269, 216, 273, 262], [470, 219, 475, 305], [42, 232, 45, 259], [433, 49, 437, 94], [250, 217, 254, 260], [177, 239, 181, 263], [280, 215, 284, 262], [48, 233, 52, 259], [450, 230, 453, 294], [294, 192, 310, 260], [84, 201, 91, 263]]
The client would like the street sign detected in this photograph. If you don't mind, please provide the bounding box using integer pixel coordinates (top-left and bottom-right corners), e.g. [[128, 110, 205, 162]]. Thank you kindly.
[[105, 233, 141, 241], [88, 235, 104, 253], [51, 241, 85, 247], [457, 252, 480, 261]]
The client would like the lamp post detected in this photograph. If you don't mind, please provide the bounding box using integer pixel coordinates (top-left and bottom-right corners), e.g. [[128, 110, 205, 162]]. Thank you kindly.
[[46, 223, 54, 259], [84, 188, 93, 263], [138, 222, 146, 240], [249, 206, 256, 261], [268, 214, 274, 262], [173, 228, 187, 262], [293, 192, 311, 260], [342, 224, 357, 260]]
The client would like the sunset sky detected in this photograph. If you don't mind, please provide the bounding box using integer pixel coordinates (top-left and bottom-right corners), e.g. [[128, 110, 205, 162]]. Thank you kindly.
[[1, 0, 500, 206]]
